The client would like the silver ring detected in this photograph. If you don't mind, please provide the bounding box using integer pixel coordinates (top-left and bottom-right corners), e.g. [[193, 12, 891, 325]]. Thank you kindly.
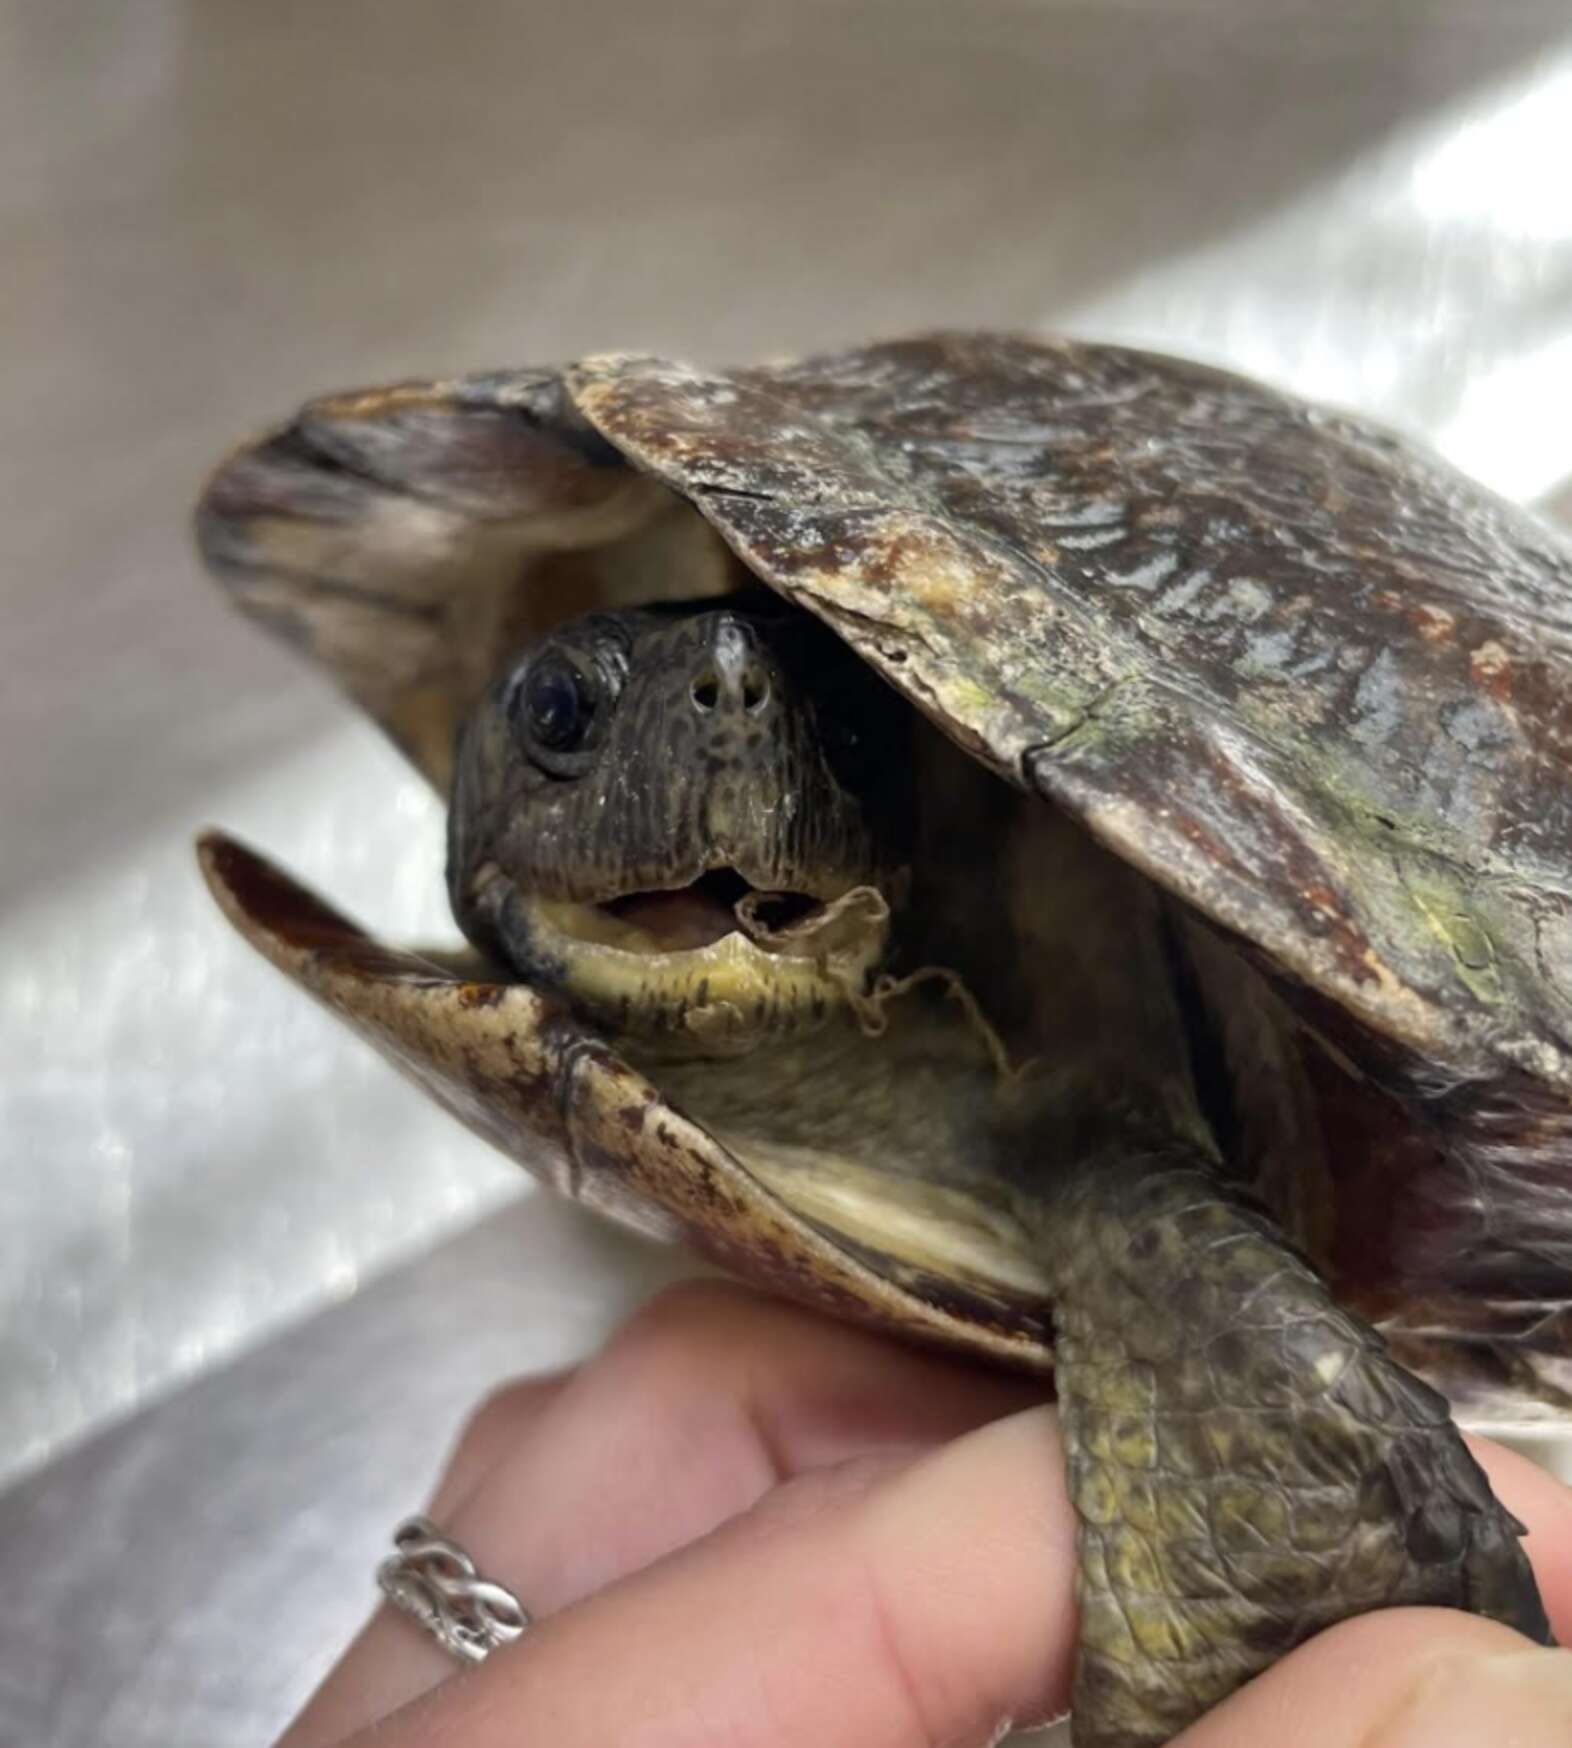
[[377, 1515, 532, 1664]]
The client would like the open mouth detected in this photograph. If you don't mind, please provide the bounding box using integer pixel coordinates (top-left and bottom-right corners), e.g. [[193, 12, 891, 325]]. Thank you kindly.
[[596, 869, 825, 954], [501, 866, 893, 1055]]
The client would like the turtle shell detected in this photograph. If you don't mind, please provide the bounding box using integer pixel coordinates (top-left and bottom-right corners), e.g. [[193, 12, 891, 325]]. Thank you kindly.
[[196, 334, 1572, 1404]]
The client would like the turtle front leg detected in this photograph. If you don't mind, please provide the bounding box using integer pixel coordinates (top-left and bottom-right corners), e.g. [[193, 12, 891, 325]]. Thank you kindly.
[[1042, 1147, 1552, 1748]]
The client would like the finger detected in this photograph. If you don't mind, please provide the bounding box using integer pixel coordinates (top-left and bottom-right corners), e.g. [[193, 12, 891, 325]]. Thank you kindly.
[[318, 1414, 1572, 1748], [279, 1374, 573, 1746], [429, 1372, 568, 1520], [282, 1282, 1039, 1745], [335, 1406, 1075, 1748], [441, 1280, 1039, 1609], [1173, 1612, 1572, 1747]]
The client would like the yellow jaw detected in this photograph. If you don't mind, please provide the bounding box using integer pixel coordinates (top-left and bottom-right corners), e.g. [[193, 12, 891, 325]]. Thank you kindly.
[[521, 885, 893, 1057]]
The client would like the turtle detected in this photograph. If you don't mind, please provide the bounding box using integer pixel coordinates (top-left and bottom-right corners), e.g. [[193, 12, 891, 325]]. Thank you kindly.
[[193, 333, 1572, 1746]]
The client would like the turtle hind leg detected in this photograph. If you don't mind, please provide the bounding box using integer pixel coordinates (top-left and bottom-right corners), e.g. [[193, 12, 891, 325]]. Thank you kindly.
[[1041, 1147, 1551, 1748]]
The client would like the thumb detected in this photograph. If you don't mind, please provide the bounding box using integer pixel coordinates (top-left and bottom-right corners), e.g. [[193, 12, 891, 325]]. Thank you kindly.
[[1174, 1609, 1572, 1748], [343, 1405, 1076, 1747]]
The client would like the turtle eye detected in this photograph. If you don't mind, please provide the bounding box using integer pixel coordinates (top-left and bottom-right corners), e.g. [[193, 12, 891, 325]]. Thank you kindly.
[[527, 662, 589, 748], [508, 656, 596, 764]]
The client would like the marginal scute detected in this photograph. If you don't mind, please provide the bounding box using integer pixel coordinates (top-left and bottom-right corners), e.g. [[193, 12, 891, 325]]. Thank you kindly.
[[195, 373, 743, 788]]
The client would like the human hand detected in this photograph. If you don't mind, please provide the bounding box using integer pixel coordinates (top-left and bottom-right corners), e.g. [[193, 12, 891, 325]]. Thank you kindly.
[[279, 1281, 1572, 1748]]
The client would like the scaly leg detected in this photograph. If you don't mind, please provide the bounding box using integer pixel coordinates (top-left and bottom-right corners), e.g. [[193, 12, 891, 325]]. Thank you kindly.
[[1043, 1149, 1551, 1748]]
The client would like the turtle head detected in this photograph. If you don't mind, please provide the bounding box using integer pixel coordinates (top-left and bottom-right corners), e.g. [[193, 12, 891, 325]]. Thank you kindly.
[[448, 600, 913, 1055]]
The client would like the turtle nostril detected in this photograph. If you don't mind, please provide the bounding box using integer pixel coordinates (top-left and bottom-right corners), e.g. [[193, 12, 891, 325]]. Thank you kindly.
[[742, 671, 769, 712], [691, 672, 719, 712]]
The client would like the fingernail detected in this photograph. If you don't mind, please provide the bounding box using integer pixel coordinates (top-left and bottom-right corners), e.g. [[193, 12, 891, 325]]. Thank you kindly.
[[1369, 1646, 1572, 1748]]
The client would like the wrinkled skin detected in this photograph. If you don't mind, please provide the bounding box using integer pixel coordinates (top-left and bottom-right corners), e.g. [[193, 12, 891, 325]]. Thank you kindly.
[[451, 603, 908, 925], [447, 602, 1554, 1748], [449, 602, 913, 1052]]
